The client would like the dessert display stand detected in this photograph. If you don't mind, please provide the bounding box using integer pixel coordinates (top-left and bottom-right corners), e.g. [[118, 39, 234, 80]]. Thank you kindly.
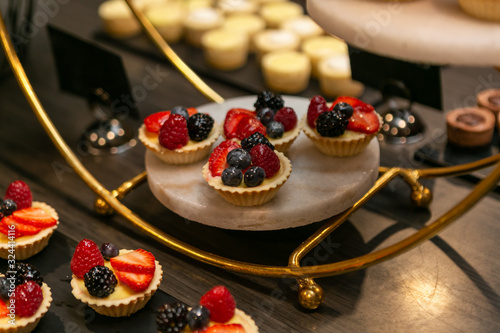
[[1, 0, 500, 311]]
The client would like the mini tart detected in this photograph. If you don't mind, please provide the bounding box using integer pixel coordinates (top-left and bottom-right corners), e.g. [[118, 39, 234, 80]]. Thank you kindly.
[[268, 123, 301, 153], [145, 2, 185, 43], [202, 151, 292, 206], [477, 88, 500, 120], [458, 0, 500, 21], [0, 202, 59, 260], [98, 0, 142, 39], [138, 123, 220, 164], [261, 51, 311, 94], [183, 7, 224, 47], [71, 250, 163, 317], [201, 28, 249, 70], [184, 308, 259, 333], [0, 282, 52, 333], [446, 107, 495, 147], [301, 113, 382, 157]]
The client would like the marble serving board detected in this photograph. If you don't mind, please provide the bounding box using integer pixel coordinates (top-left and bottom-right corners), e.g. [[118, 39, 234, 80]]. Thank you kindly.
[[146, 96, 380, 231]]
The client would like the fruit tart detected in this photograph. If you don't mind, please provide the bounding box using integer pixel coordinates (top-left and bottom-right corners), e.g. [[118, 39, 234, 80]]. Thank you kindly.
[[156, 285, 259, 333], [223, 91, 301, 153], [70, 239, 163, 317], [202, 135, 292, 206], [0, 181, 59, 260], [302, 95, 382, 157], [138, 106, 220, 164], [0, 263, 52, 333]]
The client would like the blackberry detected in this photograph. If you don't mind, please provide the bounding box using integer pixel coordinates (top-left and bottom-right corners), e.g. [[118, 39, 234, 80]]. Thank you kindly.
[[100, 242, 119, 260], [241, 132, 274, 152], [157, 302, 189, 333], [244, 166, 266, 187], [333, 102, 354, 118], [171, 106, 189, 120], [266, 121, 284, 139], [256, 107, 275, 126], [0, 276, 9, 300], [226, 148, 251, 169], [187, 305, 211, 331], [84, 265, 117, 298], [187, 113, 214, 141], [14, 262, 43, 287], [1, 199, 17, 216], [254, 91, 284, 112], [316, 111, 349, 137], [221, 166, 243, 187]]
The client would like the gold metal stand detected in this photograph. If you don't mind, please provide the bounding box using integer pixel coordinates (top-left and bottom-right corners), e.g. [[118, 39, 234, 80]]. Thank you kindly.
[[1, 6, 500, 310]]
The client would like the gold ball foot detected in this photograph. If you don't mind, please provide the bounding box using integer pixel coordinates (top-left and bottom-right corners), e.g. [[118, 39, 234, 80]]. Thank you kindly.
[[411, 185, 433, 208], [298, 282, 324, 310]]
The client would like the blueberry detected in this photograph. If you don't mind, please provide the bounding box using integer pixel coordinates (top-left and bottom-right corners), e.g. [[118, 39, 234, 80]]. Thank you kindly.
[[221, 166, 243, 187], [266, 121, 284, 139], [171, 106, 189, 120], [256, 107, 275, 126], [244, 166, 265, 187], [1, 199, 17, 216], [100, 242, 119, 260], [333, 102, 354, 118], [187, 305, 211, 331], [226, 148, 251, 169]]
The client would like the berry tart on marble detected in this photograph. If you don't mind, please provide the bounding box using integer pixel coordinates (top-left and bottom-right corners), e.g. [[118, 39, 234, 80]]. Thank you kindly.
[[0, 181, 59, 260], [0, 263, 52, 333], [138, 106, 220, 164], [156, 285, 259, 333], [70, 239, 162, 317], [202, 134, 291, 206], [302, 95, 382, 157], [223, 91, 301, 153]]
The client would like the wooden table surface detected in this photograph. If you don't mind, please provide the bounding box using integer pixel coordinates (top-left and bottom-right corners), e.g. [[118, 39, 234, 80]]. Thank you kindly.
[[1, 1, 500, 332]]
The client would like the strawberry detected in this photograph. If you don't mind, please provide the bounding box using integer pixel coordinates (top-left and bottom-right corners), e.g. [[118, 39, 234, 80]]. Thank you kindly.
[[187, 107, 198, 117], [249, 144, 280, 178], [234, 116, 266, 140], [110, 249, 156, 274], [332, 96, 374, 113], [114, 270, 154, 292], [11, 281, 43, 318], [346, 109, 380, 134], [4, 180, 32, 210], [307, 95, 329, 128], [223, 108, 256, 139], [0, 300, 7, 318], [70, 239, 104, 279], [200, 286, 236, 323], [208, 140, 241, 177], [158, 113, 190, 150], [1, 215, 41, 237], [144, 111, 171, 133], [12, 207, 57, 229], [204, 324, 246, 333], [0, 223, 10, 236], [274, 107, 297, 132]]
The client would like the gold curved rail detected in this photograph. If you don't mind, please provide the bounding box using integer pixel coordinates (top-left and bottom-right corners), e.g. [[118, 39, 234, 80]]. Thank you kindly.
[[2, 9, 500, 309]]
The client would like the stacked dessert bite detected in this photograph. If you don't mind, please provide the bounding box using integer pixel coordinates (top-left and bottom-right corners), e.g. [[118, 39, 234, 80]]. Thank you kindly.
[[70, 239, 162, 317], [138, 106, 220, 164], [302, 95, 382, 157], [223, 91, 301, 153], [0, 263, 52, 332], [0, 180, 59, 260], [156, 285, 259, 333]]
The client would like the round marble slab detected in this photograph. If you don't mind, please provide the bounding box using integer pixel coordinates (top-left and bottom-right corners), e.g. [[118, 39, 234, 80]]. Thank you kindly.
[[307, 0, 500, 67], [146, 96, 380, 231]]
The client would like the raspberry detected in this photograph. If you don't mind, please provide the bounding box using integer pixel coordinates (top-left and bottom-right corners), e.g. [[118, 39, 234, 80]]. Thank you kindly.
[[200, 286, 235, 323], [316, 111, 349, 137], [274, 107, 297, 131], [158, 114, 189, 150], [70, 239, 105, 279], [307, 95, 328, 128], [11, 281, 43, 318], [187, 113, 214, 141], [4, 180, 32, 210], [250, 144, 280, 178]]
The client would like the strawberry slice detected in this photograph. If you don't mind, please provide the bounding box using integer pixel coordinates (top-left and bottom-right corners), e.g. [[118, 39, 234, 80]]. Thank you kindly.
[[0, 223, 10, 236], [208, 140, 241, 177], [114, 270, 154, 292], [187, 107, 198, 117], [144, 111, 171, 133], [223, 108, 256, 139], [0, 300, 8, 318], [1, 216, 41, 237], [12, 207, 57, 229], [235, 116, 266, 140], [346, 109, 381, 134], [332, 96, 374, 113], [110, 249, 156, 274], [204, 324, 246, 333]]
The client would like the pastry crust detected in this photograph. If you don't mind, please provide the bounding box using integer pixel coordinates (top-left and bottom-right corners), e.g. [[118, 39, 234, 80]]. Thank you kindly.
[[477, 88, 500, 118]]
